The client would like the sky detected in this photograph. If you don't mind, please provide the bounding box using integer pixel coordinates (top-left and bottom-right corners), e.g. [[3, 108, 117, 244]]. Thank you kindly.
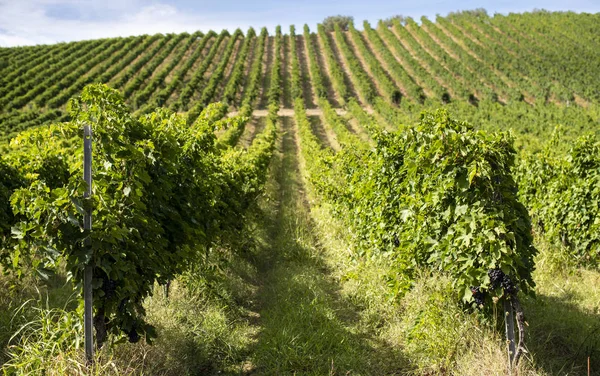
[[0, 0, 598, 47]]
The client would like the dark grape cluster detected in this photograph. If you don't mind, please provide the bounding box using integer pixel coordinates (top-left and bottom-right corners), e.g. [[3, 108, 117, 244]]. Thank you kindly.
[[488, 268, 518, 295], [128, 327, 140, 343], [470, 286, 485, 306], [501, 274, 518, 295], [488, 268, 505, 289], [102, 276, 118, 299]]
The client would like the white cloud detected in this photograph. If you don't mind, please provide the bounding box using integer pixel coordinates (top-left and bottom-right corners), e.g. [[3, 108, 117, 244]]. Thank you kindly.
[[0, 0, 253, 47], [0, 34, 43, 47]]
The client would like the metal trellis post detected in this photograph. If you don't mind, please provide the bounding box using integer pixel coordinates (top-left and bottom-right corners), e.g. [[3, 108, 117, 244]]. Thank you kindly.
[[83, 124, 94, 364]]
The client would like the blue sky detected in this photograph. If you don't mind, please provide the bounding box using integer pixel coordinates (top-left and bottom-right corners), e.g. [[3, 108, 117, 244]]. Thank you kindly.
[[0, 0, 598, 47]]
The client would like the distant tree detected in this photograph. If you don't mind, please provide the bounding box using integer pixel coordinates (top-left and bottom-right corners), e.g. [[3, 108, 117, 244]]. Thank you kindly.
[[381, 15, 406, 27], [322, 15, 354, 32], [532, 8, 550, 14], [447, 8, 489, 19], [468, 8, 489, 17]]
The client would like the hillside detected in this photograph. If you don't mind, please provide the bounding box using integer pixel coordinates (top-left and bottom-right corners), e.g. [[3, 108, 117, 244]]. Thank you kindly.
[[0, 9, 599, 376], [0, 10, 598, 144]]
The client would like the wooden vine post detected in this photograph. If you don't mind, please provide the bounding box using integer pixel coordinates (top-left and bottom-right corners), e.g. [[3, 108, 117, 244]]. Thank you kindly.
[[83, 124, 94, 363], [504, 295, 527, 373], [504, 298, 516, 371]]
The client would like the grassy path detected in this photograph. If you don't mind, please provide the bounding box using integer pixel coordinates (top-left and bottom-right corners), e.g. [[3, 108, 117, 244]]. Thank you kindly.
[[242, 117, 403, 375]]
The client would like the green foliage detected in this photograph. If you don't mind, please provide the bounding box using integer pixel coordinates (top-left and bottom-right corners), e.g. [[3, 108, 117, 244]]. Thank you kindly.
[[96, 35, 160, 86], [131, 32, 202, 112], [448, 8, 489, 19], [363, 21, 426, 103], [399, 274, 474, 372], [239, 27, 268, 109], [293, 98, 333, 193], [172, 30, 228, 112], [391, 18, 471, 101], [347, 22, 401, 104], [146, 31, 214, 110], [375, 20, 450, 102], [302, 25, 328, 100], [121, 34, 186, 102], [1, 38, 116, 111]]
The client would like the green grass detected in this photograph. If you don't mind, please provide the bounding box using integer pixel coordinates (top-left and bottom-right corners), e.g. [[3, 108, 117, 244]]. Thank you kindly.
[[0, 263, 76, 366], [522, 240, 600, 375]]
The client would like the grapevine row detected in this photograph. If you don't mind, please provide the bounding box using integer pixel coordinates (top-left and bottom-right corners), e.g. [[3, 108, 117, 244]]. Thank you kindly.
[[48, 36, 150, 109], [186, 29, 244, 125], [346, 22, 400, 104], [110, 35, 173, 89], [362, 21, 425, 103], [267, 26, 283, 106], [173, 30, 228, 111], [420, 17, 519, 102], [121, 34, 187, 100], [288, 26, 303, 101], [36, 38, 133, 108], [391, 19, 470, 100], [95, 35, 160, 87], [148, 31, 215, 109], [316, 24, 350, 104], [499, 13, 598, 101], [302, 26, 328, 99], [436, 17, 540, 101], [132, 32, 203, 111], [375, 21, 449, 102], [1, 39, 112, 110], [0, 41, 82, 95], [222, 28, 256, 105], [404, 18, 490, 102]]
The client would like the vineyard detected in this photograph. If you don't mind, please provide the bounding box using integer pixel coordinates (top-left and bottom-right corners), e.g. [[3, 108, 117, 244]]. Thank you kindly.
[[0, 9, 599, 375]]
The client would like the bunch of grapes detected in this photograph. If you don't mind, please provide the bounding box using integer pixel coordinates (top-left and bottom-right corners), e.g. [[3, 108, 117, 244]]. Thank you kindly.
[[488, 268, 518, 295], [101, 276, 118, 299], [488, 268, 505, 289], [470, 286, 485, 306], [501, 274, 518, 295], [127, 327, 140, 343]]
